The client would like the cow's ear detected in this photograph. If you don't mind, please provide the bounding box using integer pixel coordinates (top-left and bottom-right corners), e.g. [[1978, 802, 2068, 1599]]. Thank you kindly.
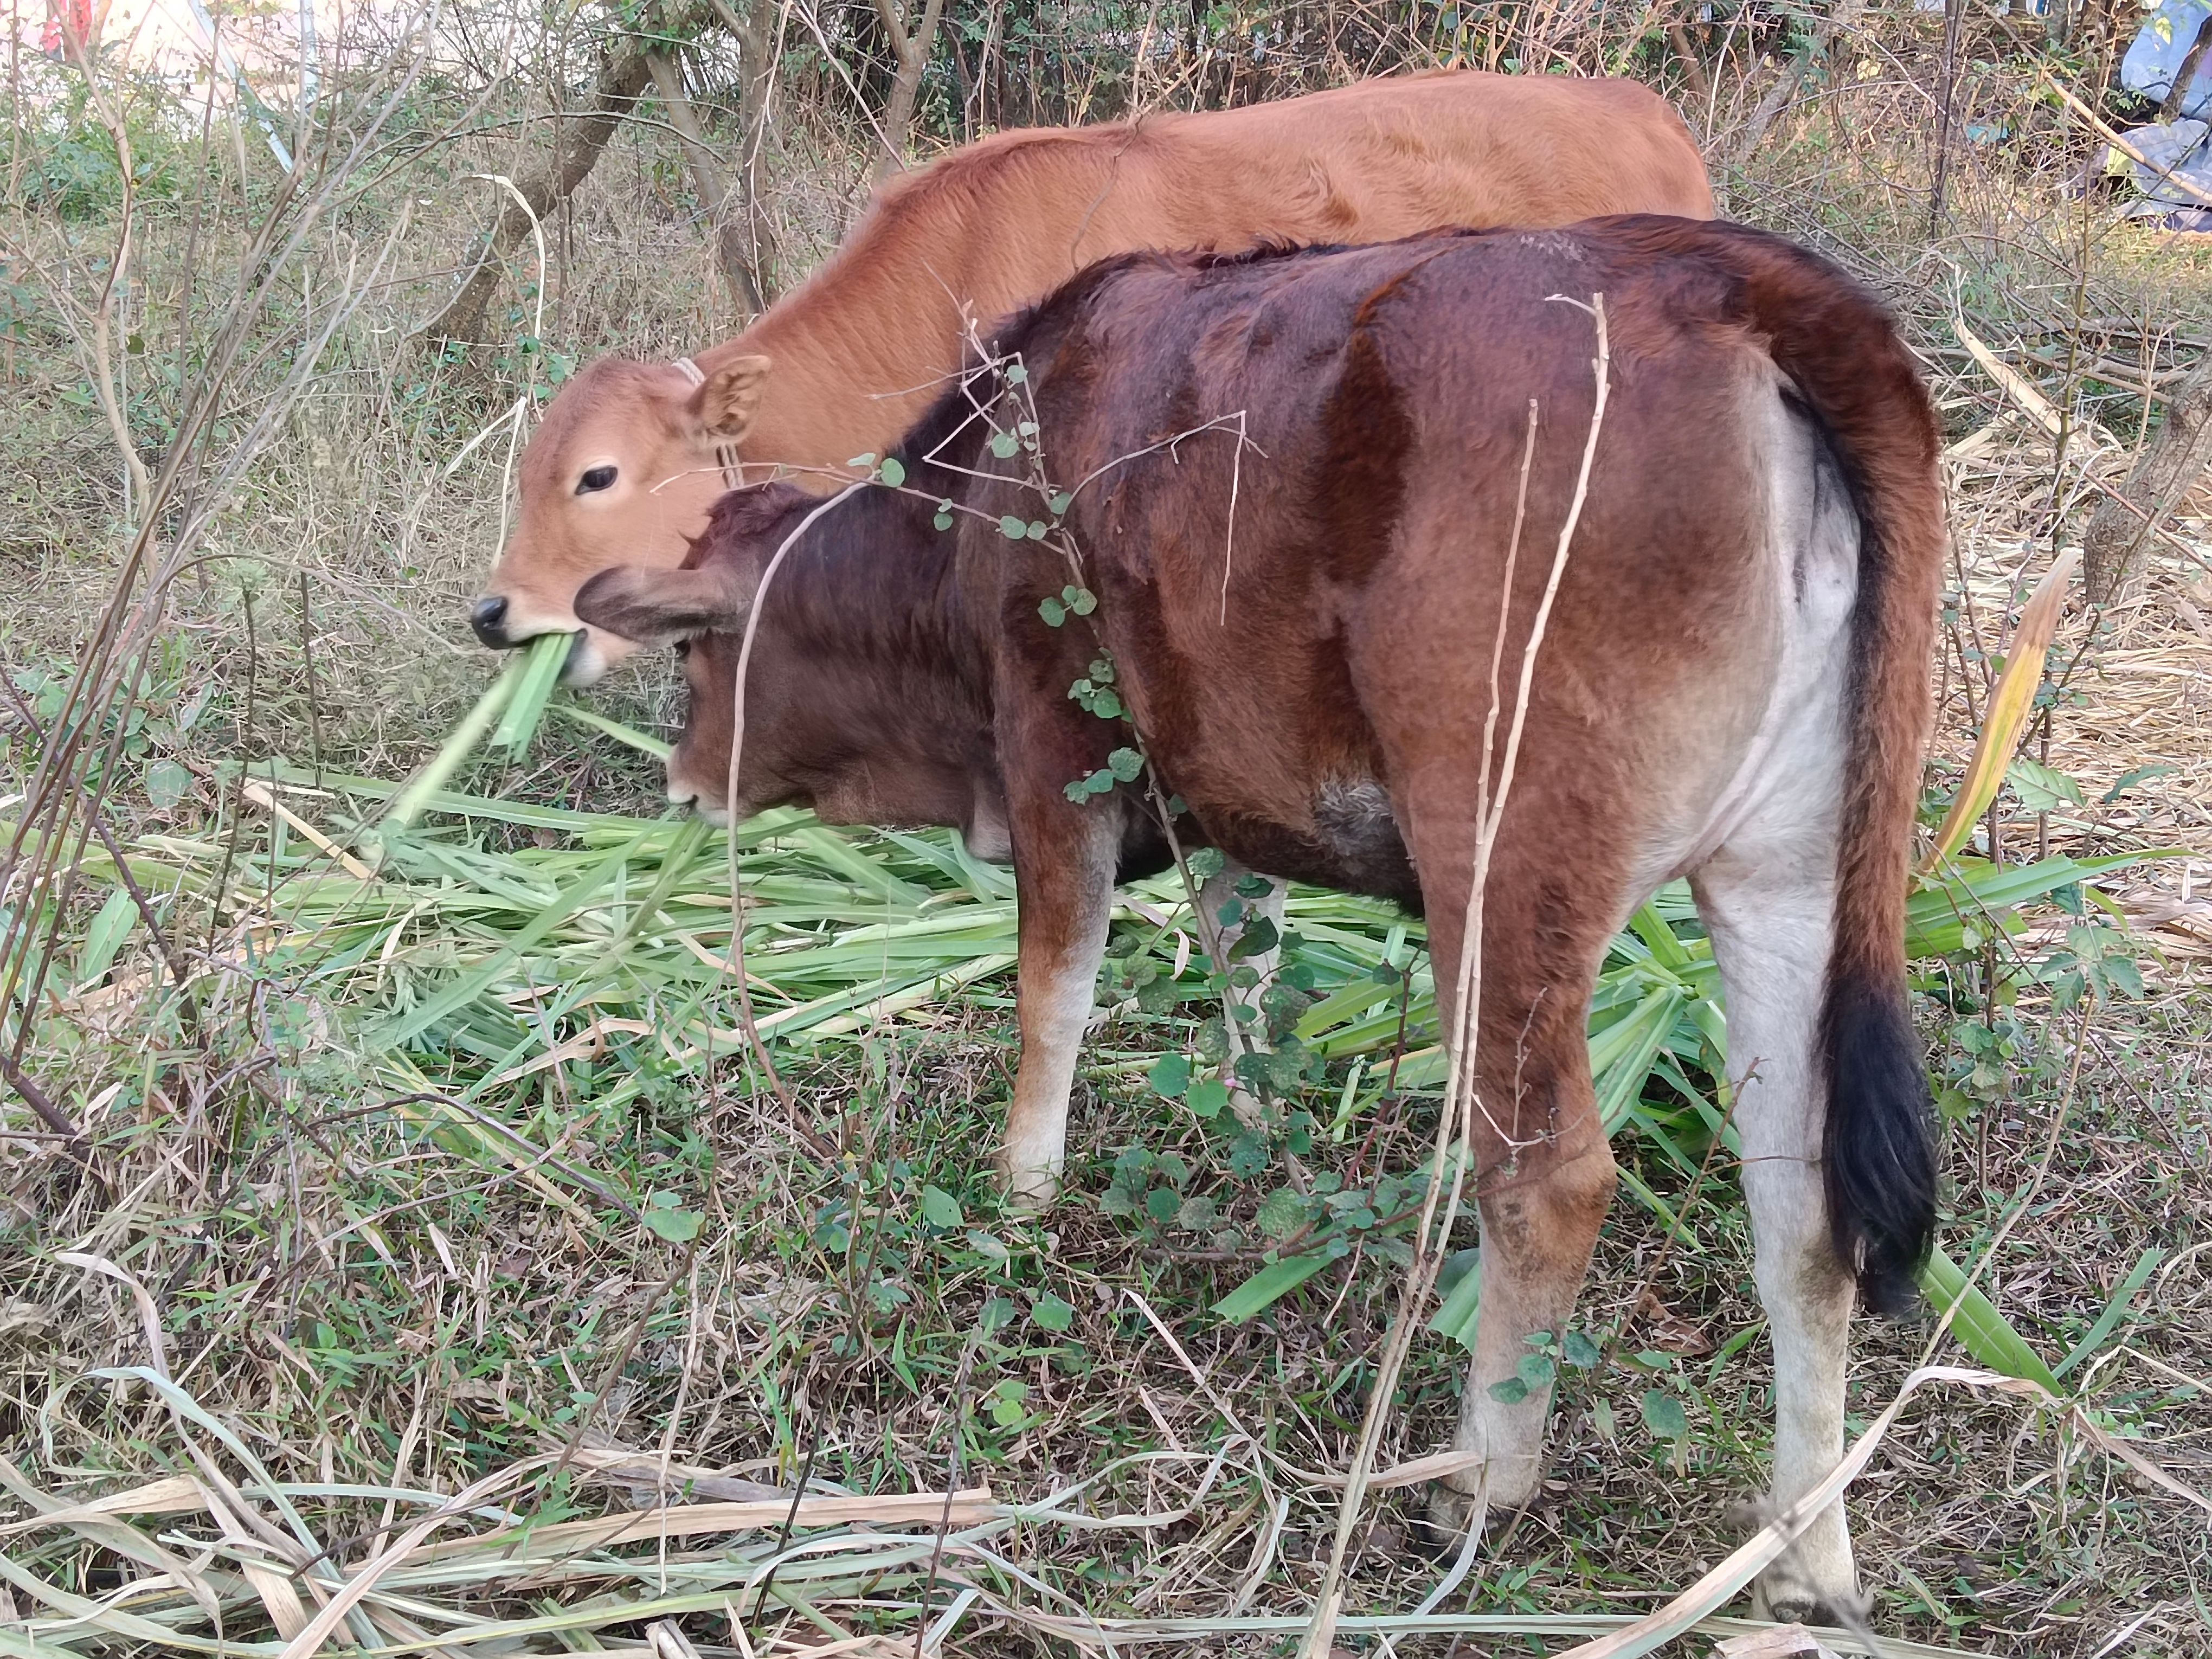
[[691, 354, 771, 441], [574, 565, 747, 647]]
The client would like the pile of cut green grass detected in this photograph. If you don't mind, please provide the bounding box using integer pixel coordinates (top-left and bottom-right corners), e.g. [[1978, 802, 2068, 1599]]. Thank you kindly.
[[33, 682, 2140, 1370]]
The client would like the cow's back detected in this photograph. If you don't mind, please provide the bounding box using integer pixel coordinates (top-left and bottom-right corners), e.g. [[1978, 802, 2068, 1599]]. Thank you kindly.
[[905, 72, 1712, 311], [1099, 72, 1713, 246], [999, 224, 1810, 882]]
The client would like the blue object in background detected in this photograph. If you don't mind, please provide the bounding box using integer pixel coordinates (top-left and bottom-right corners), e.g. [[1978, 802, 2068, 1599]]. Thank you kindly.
[[2124, 0, 2212, 120]]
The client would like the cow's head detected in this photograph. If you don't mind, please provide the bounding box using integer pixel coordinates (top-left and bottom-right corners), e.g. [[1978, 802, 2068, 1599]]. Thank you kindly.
[[575, 480, 1011, 856], [471, 353, 772, 684], [571, 492, 788, 817]]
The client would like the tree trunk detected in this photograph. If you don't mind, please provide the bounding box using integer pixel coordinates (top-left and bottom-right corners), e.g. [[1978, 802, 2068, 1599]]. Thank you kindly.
[[2158, 13, 2212, 123], [871, 0, 947, 179], [2083, 349, 2212, 605], [420, 41, 658, 350], [646, 47, 766, 316]]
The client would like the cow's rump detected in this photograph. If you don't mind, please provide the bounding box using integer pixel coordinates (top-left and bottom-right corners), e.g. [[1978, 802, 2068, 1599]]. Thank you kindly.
[[978, 220, 1856, 909]]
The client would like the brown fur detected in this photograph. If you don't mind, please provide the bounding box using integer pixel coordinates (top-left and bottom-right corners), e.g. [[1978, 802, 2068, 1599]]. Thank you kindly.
[[480, 72, 1713, 664], [575, 218, 1944, 1611]]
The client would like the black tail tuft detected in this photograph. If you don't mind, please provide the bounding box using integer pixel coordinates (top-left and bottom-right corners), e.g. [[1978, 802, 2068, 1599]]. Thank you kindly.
[[1822, 974, 1938, 1317]]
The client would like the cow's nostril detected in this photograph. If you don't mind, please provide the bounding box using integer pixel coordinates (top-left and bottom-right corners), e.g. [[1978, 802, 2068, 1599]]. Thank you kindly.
[[470, 595, 511, 647]]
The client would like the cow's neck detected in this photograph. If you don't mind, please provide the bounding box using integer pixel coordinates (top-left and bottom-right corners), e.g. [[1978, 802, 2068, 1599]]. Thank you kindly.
[[692, 144, 1134, 477]]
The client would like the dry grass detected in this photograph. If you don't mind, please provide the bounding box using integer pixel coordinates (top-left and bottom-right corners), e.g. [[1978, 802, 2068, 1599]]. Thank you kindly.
[[5, 6, 2212, 1656]]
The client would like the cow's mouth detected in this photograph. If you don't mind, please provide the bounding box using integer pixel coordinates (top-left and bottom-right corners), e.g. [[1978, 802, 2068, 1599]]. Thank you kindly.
[[468, 599, 622, 687], [668, 783, 731, 826]]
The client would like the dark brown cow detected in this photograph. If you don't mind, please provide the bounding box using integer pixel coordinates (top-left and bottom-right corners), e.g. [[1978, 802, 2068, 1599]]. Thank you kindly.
[[574, 217, 1944, 1622]]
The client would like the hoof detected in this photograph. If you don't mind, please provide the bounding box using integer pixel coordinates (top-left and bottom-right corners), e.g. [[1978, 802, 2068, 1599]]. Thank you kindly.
[[992, 1156, 1060, 1212], [1409, 1479, 1491, 1557], [1752, 1576, 1867, 1630]]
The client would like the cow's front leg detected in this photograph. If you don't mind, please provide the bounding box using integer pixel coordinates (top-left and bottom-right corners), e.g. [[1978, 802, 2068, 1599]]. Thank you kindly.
[[995, 798, 1120, 1206]]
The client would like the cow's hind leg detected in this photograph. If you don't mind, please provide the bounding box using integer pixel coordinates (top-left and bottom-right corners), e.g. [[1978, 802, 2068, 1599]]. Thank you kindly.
[[1416, 897, 1619, 1538], [1693, 840, 1861, 1623]]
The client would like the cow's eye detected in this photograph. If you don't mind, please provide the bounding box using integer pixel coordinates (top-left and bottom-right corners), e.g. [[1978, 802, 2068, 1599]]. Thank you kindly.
[[672, 639, 691, 660], [577, 465, 618, 494]]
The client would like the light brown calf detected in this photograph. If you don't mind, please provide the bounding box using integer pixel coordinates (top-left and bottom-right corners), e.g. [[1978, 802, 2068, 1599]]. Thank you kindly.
[[471, 70, 1712, 678]]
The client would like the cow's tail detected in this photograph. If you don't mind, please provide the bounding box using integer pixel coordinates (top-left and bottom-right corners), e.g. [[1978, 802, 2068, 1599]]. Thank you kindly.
[[1642, 217, 1946, 1314]]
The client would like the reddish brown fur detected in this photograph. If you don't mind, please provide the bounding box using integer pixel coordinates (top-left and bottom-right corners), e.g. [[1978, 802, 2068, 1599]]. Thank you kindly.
[[478, 72, 1712, 668], [576, 218, 1944, 1611]]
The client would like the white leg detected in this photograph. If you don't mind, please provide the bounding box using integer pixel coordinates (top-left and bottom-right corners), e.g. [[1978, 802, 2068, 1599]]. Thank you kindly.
[[1694, 847, 1861, 1623], [996, 813, 1117, 1207]]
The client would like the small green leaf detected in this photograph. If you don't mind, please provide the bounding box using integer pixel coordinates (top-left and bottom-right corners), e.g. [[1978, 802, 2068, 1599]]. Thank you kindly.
[[2100, 763, 2176, 803], [1562, 1330, 1602, 1368], [1641, 1388, 1689, 1439], [1427, 1248, 1483, 1349], [1255, 1187, 1306, 1239], [1049, 491, 1072, 515], [876, 455, 906, 487], [1144, 1186, 1182, 1223], [1186, 1077, 1230, 1119], [1488, 1375, 1531, 1404], [1149, 1054, 1192, 1097], [988, 1378, 1028, 1426], [1031, 1291, 1075, 1331], [1066, 586, 1097, 615], [1039, 596, 1068, 627], [1001, 513, 1030, 538], [1108, 747, 1143, 781], [642, 1193, 703, 1243], [934, 510, 954, 531], [919, 1185, 964, 1229], [2006, 755, 2086, 814], [991, 432, 1019, 459], [1224, 1129, 1270, 1179], [1004, 363, 1028, 384], [1024, 520, 1046, 539], [1516, 1351, 1556, 1390], [846, 452, 878, 468], [145, 758, 191, 812]]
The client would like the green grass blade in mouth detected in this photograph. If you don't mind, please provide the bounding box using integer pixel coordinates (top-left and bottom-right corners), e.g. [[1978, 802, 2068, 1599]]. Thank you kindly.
[[489, 629, 578, 757]]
